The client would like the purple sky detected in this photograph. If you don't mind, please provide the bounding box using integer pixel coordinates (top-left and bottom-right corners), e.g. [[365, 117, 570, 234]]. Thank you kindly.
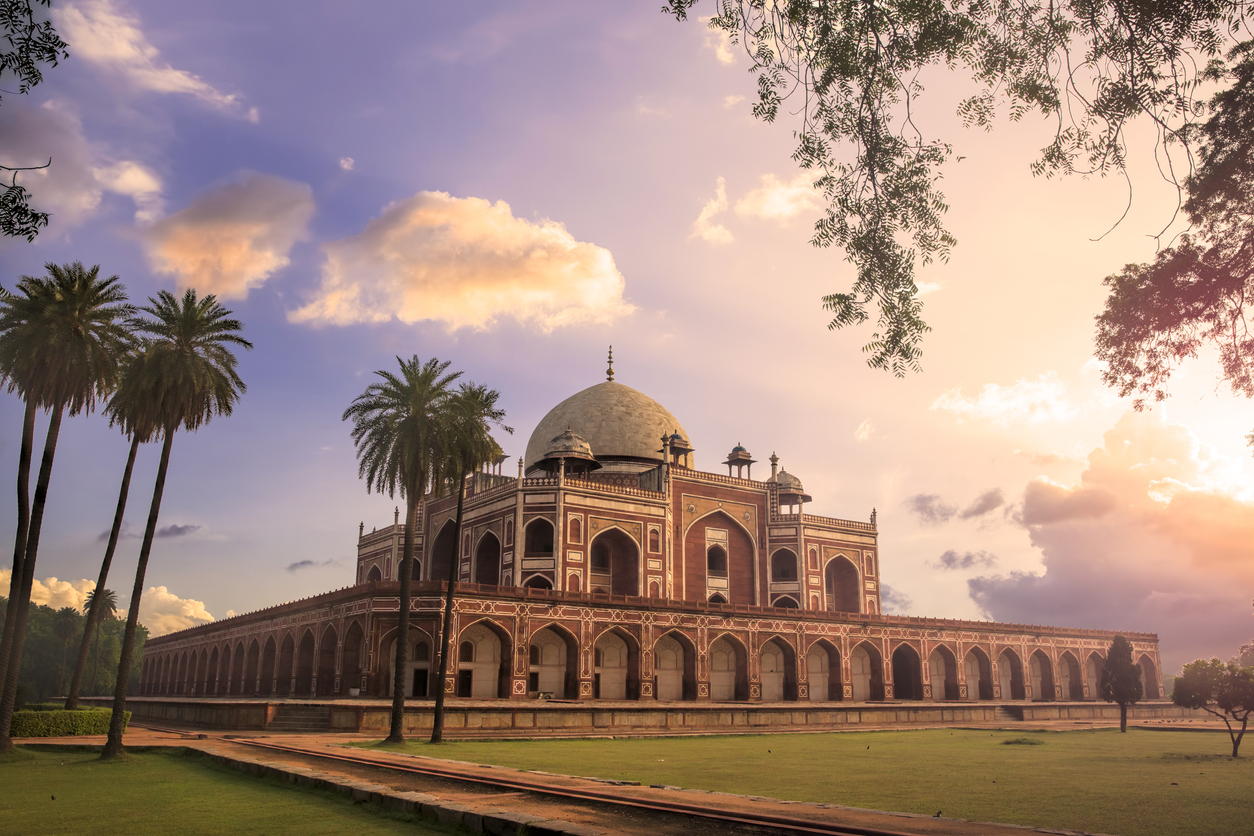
[[2, 1, 1251, 675]]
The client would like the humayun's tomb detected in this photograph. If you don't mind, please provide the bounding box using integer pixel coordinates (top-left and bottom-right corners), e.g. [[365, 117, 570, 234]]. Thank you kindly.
[[132, 363, 1169, 733]]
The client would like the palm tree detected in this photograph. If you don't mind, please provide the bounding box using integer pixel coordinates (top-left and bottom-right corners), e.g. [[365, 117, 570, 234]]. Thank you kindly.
[[101, 289, 250, 759], [52, 606, 82, 696], [66, 353, 158, 710], [343, 356, 463, 744], [430, 382, 509, 744], [83, 588, 118, 696], [0, 262, 133, 754]]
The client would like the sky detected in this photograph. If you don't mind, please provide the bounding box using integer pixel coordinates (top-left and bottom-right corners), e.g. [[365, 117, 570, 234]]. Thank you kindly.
[[1, 0, 1251, 677]]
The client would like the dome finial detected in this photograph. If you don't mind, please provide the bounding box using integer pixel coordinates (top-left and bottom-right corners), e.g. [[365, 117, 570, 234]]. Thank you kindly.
[[606, 345, 614, 381]]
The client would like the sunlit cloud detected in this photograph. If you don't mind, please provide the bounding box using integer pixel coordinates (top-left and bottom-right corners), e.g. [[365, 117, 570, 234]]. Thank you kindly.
[[734, 172, 822, 221], [53, 0, 245, 113], [691, 176, 733, 245], [339, 157, 355, 171], [290, 190, 633, 332], [92, 160, 163, 222], [139, 172, 314, 300], [724, 94, 745, 108], [1, 569, 94, 612], [701, 17, 737, 64], [854, 418, 873, 442], [139, 585, 215, 636], [931, 371, 1078, 425]]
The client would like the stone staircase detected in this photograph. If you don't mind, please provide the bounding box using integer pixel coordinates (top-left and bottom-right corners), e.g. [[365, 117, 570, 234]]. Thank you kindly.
[[266, 704, 332, 733], [995, 705, 1024, 722]]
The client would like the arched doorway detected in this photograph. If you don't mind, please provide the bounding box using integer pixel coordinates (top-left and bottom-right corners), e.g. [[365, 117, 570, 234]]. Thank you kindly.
[[806, 641, 842, 701], [524, 518, 554, 557], [230, 642, 246, 695], [207, 647, 220, 696], [588, 529, 640, 596], [276, 634, 295, 696], [891, 644, 924, 700], [528, 626, 577, 698], [259, 637, 277, 697], [684, 512, 756, 604], [317, 626, 338, 696], [366, 565, 382, 583], [411, 635, 431, 698], [295, 631, 315, 696], [771, 549, 798, 581], [1055, 651, 1080, 700], [850, 642, 885, 701], [964, 648, 993, 700], [594, 630, 637, 700], [709, 635, 748, 700], [825, 556, 860, 613], [523, 575, 553, 590], [195, 651, 208, 695], [176, 653, 187, 695], [244, 641, 260, 696], [429, 521, 457, 583], [1029, 650, 1056, 701], [342, 621, 365, 696], [997, 649, 1026, 700], [1139, 655, 1161, 698], [759, 637, 797, 701], [457, 621, 506, 698], [1085, 652, 1105, 700], [928, 646, 959, 700], [654, 632, 694, 701], [474, 532, 502, 586], [216, 646, 229, 695]]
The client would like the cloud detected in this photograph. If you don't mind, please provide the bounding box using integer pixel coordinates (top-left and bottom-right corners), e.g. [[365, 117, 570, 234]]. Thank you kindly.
[[701, 18, 737, 64], [958, 488, 1005, 519], [854, 419, 873, 442], [904, 493, 957, 525], [157, 523, 201, 538], [0, 569, 94, 612], [53, 0, 243, 112], [931, 371, 1077, 425], [724, 95, 745, 108], [880, 584, 913, 615], [339, 157, 354, 171], [691, 177, 733, 245], [139, 585, 214, 636], [969, 411, 1254, 676], [0, 100, 162, 232], [289, 190, 633, 331], [933, 550, 998, 570], [139, 172, 314, 299], [286, 558, 335, 573], [734, 172, 822, 221], [225, 609, 237, 618]]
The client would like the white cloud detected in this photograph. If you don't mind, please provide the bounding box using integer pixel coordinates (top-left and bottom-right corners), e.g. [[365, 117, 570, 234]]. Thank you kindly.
[[931, 371, 1078, 425], [225, 609, 237, 618], [724, 95, 745, 109], [701, 17, 737, 65], [691, 176, 734, 245], [0, 100, 163, 232], [916, 281, 942, 295], [339, 157, 355, 171], [0, 569, 94, 612], [138, 172, 314, 300], [854, 418, 873, 442], [289, 190, 633, 332], [138, 585, 215, 636], [734, 172, 823, 221], [53, 0, 244, 112]]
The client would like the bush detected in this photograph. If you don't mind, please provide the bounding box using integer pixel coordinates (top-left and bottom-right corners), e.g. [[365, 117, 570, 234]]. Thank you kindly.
[[22, 703, 66, 712], [8, 708, 129, 737]]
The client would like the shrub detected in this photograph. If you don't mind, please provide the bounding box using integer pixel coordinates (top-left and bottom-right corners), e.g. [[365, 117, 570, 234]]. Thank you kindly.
[[8, 708, 129, 737]]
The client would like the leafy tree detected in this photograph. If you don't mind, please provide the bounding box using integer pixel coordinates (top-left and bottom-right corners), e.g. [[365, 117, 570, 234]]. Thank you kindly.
[[0, 263, 133, 754], [1173, 658, 1254, 757], [51, 605, 79, 695], [66, 353, 158, 710], [82, 587, 117, 697], [1100, 634, 1145, 732], [430, 382, 509, 744], [101, 289, 250, 760], [666, 2, 1250, 374], [1, 0, 69, 240], [343, 356, 462, 744]]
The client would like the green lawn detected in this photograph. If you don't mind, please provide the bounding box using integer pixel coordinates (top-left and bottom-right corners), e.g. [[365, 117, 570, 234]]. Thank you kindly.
[[0, 747, 451, 836], [356, 729, 1250, 836]]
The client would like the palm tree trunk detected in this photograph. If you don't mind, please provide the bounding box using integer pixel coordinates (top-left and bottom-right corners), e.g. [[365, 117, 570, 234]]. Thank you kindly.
[[386, 490, 419, 744], [430, 470, 467, 745], [0, 399, 37, 701], [102, 429, 173, 759], [66, 435, 140, 710], [0, 405, 63, 753]]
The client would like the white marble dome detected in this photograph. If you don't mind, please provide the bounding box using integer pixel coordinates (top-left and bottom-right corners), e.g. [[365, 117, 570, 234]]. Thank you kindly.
[[524, 381, 691, 472]]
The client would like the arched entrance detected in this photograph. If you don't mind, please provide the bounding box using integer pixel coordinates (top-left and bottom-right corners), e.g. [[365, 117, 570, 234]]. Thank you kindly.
[[366, 565, 382, 583], [457, 621, 507, 698], [524, 518, 554, 557], [759, 637, 797, 701], [594, 630, 638, 700], [1058, 651, 1084, 700], [709, 635, 748, 701], [474, 532, 502, 586], [528, 626, 577, 698], [230, 642, 246, 695], [1085, 652, 1105, 700], [1029, 650, 1056, 701], [276, 634, 295, 696], [295, 630, 315, 696], [588, 529, 640, 596], [997, 649, 1026, 700], [207, 647, 220, 695], [684, 511, 756, 604], [891, 644, 924, 700], [317, 626, 338, 696], [429, 521, 457, 583], [654, 632, 695, 701], [964, 648, 993, 700], [1139, 655, 1161, 698], [825, 556, 860, 613], [342, 621, 364, 696], [806, 641, 842, 701], [259, 637, 276, 697], [850, 642, 885, 701], [411, 635, 431, 698], [928, 646, 959, 700]]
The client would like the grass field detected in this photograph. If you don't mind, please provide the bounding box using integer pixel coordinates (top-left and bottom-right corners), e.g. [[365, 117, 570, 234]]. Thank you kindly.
[[357, 728, 1250, 836], [0, 747, 451, 836]]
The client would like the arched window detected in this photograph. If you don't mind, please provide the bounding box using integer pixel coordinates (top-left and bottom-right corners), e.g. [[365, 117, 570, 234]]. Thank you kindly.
[[771, 550, 797, 581], [366, 565, 382, 583], [525, 519, 554, 556], [648, 528, 660, 552], [384, 557, 391, 578], [708, 593, 728, 604], [569, 517, 582, 543], [707, 546, 728, 577], [458, 641, 475, 663], [773, 596, 799, 609], [524, 575, 553, 590], [414, 641, 430, 662]]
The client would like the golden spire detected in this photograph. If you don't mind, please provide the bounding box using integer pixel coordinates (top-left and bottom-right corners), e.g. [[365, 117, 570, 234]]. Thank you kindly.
[[607, 345, 614, 381]]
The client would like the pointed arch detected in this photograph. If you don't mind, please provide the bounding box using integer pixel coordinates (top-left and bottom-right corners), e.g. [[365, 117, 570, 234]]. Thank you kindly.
[[317, 625, 338, 696], [1085, 651, 1106, 701], [963, 647, 993, 700], [594, 627, 641, 700], [206, 646, 220, 696], [806, 639, 842, 702], [759, 635, 798, 701], [365, 564, 382, 583], [528, 622, 579, 699], [849, 640, 885, 701], [683, 509, 758, 605], [588, 527, 640, 596], [473, 530, 503, 586], [824, 554, 861, 613], [1058, 650, 1083, 700], [708, 632, 749, 701], [429, 519, 458, 583], [928, 644, 959, 700], [342, 620, 366, 696], [1139, 654, 1161, 699], [230, 641, 246, 695], [259, 636, 277, 697], [996, 647, 1026, 700], [772, 595, 800, 609], [523, 516, 555, 557], [654, 630, 697, 701], [891, 643, 924, 700], [1029, 649, 1056, 701], [770, 549, 798, 581], [523, 574, 553, 590], [457, 618, 512, 698], [276, 634, 295, 696]]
